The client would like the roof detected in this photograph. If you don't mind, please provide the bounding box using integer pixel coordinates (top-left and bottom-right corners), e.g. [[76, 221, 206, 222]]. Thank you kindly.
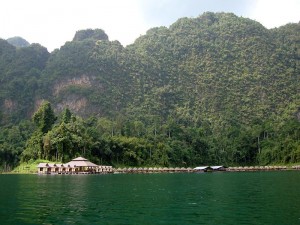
[[37, 163, 49, 168], [211, 166, 225, 170], [54, 163, 64, 167], [62, 163, 73, 168], [37, 156, 99, 168], [72, 157, 88, 161], [194, 166, 210, 170], [37, 163, 65, 168], [68, 156, 98, 167]]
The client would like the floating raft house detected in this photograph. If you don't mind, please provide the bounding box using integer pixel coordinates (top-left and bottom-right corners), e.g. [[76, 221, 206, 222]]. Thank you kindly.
[[37, 157, 113, 174]]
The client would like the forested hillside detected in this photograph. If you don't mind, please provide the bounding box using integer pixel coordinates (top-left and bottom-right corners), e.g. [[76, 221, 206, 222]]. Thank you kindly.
[[0, 13, 299, 170]]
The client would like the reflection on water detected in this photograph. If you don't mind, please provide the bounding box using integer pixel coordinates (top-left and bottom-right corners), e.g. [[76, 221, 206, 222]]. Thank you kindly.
[[0, 172, 300, 225], [35, 175, 91, 224]]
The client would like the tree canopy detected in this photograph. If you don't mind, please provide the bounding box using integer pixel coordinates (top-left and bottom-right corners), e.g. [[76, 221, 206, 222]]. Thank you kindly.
[[0, 12, 299, 170]]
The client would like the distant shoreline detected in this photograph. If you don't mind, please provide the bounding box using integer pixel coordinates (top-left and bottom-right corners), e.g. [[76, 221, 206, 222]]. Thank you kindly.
[[2, 165, 300, 175]]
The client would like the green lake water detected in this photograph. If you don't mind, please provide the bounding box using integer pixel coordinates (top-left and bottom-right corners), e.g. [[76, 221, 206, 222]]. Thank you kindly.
[[0, 171, 300, 225]]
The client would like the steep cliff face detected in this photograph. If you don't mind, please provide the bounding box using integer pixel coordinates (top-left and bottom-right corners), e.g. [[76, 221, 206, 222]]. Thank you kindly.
[[3, 99, 16, 111], [0, 40, 50, 124], [51, 75, 95, 116], [53, 75, 94, 96], [56, 96, 88, 114], [42, 33, 133, 118], [0, 13, 299, 126]]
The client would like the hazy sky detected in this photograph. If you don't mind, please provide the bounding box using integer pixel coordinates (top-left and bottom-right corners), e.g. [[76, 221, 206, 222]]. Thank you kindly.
[[1, 0, 299, 52]]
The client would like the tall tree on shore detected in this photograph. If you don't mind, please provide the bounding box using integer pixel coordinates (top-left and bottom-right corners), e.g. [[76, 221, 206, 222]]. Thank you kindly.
[[33, 101, 56, 133]]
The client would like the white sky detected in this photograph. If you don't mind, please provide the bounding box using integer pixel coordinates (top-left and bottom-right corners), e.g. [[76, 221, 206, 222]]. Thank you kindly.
[[0, 0, 299, 52]]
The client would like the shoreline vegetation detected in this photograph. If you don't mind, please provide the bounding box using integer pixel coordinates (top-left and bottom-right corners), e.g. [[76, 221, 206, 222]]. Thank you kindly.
[[2, 160, 300, 174], [0, 13, 300, 172]]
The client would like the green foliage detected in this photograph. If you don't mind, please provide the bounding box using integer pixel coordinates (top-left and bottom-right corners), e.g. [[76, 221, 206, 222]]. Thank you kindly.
[[0, 13, 299, 170], [73, 29, 109, 42], [0, 120, 34, 170], [6, 36, 30, 48], [0, 40, 49, 124], [62, 108, 72, 123], [33, 101, 57, 133]]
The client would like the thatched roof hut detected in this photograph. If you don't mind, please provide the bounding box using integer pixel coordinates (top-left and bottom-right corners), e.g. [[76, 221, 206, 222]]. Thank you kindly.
[[187, 167, 193, 172], [68, 157, 98, 167]]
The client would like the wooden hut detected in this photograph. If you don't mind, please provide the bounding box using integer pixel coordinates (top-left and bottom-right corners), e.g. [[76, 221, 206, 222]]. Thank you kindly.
[[211, 166, 227, 171], [193, 166, 211, 172], [37, 163, 50, 174], [37, 156, 112, 174]]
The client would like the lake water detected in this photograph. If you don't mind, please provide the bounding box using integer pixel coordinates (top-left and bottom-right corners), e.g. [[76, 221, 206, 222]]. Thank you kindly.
[[0, 171, 300, 225]]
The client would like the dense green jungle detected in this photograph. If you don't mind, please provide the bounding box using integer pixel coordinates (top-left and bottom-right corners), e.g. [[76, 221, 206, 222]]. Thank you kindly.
[[0, 12, 299, 171]]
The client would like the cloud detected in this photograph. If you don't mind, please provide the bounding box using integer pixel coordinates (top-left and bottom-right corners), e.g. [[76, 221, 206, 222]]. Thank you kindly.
[[249, 0, 300, 28]]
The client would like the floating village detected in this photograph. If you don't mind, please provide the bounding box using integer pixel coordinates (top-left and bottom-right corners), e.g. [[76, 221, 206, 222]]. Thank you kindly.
[[37, 156, 300, 175], [37, 157, 113, 174]]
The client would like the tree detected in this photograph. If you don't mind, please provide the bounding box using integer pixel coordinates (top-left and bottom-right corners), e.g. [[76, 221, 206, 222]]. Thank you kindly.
[[33, 101, 56, 133], [62, 108, 72, 123]]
